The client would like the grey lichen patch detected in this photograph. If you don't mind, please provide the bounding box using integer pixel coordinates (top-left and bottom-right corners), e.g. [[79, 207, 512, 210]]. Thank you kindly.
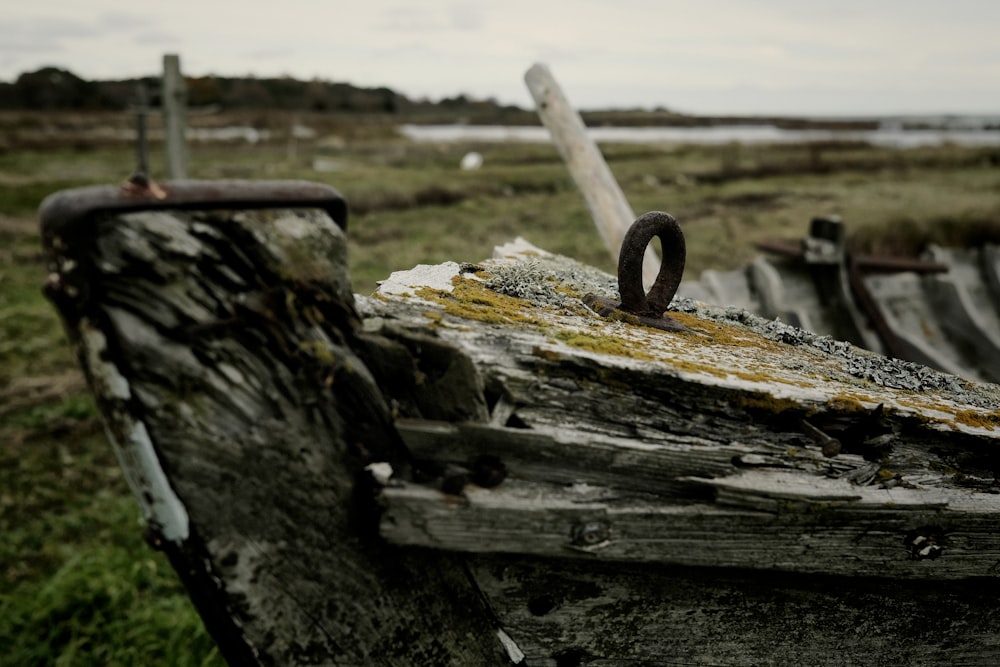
[[234, 208, 350, 288], [672, 297, 1000, 411], [486, 260, 566, 306], [485, 257, 617, 313], [373, 240, 1000, 436]]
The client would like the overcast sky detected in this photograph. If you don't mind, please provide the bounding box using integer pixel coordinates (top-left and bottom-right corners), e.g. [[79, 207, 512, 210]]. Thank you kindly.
[[3, 0, 999, 116]]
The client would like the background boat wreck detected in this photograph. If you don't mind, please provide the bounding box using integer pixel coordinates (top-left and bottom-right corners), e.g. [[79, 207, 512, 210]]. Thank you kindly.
[[39, 180, 1000, 665], [679, 214, 1000, 385]]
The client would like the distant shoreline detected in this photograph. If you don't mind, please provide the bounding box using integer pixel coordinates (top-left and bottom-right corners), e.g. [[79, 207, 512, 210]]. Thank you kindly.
[[401, 122, 1000, 148], [3, 67, 997, 133]]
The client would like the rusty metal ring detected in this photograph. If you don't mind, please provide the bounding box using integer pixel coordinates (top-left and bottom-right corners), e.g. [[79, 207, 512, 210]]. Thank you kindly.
[[618, 211, 686, 317], [582, 211, 688, 332]]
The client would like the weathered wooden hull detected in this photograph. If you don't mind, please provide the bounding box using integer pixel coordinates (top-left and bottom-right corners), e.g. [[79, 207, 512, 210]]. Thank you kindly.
[[680, 216, 1000, 384], [40, 181, 1000, 665]]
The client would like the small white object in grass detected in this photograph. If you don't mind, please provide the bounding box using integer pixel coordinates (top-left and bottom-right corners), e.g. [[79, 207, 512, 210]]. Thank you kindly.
[[460, 151, 483, 170]]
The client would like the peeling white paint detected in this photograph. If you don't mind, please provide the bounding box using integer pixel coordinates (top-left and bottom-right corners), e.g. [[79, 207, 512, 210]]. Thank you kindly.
[[365, 462, 394, 486], [82, 326, 131, 400], [81, 321, 190, 543], [217, 362, 246, 385], [495, 628, 526, 664], [125, 421, 190, 542], [376, 262, 463, 298], [492, 237, 552, 260]]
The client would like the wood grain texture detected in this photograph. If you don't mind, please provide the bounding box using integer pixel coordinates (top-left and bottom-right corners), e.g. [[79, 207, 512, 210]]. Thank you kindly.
[[467, 555, 1000, 666], [45, 205, 509, 665], [43, 192, 1000, 665], [364, 241, 1000, 661]]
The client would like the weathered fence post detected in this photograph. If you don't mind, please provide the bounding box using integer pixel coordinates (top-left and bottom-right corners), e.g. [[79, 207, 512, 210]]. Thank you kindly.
[[132, 82, 150, 180], [162, 54, 188, 179]]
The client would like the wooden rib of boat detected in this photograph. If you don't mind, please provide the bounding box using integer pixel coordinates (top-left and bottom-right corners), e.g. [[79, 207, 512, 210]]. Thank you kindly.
[[680, 215, 1000, 384], [38, 178, 1000, 665]]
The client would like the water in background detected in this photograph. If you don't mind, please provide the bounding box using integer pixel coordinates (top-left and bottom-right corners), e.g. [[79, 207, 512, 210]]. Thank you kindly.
[[401, 119, 1000, 148]]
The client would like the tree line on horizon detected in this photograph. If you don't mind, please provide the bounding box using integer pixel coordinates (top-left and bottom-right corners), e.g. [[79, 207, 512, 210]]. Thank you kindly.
[[0, 66, 529, 118], [5, 66, 895, 130]]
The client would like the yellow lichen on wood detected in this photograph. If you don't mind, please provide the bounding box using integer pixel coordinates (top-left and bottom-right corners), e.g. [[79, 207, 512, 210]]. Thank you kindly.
[[532, 346, 563, 362], [552, 331, 658, 361], [374, 252, 1000, 444], [410, 272, 831, 393], [400, 266, 977, 429], [668, 312, 788, 355], [736, 394, 815, 416], [953, 409, 1000, 431], [414, 277, 545, 326], [828, 394, 875, 413], [298, 340, 336, 364]]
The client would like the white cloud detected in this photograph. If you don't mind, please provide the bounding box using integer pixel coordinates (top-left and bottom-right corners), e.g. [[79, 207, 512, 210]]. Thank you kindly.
[[448, 3, 484, 31], [2, 0, 999, 114]]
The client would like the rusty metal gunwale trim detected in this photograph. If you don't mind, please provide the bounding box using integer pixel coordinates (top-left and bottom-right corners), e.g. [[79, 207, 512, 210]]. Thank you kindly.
[[39, 179, 348, 247], [755, 239, 949, 274]]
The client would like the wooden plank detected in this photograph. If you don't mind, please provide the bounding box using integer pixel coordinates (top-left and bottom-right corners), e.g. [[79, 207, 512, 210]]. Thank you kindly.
[[525, 63, 660, 286], [379, 474, 1000, 579], [396, 419, 741, 495], [467, 556, 1000, 666]]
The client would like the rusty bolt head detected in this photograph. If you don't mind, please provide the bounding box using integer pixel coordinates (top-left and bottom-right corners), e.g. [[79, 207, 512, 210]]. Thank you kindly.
[[470, 454, 507, 488], [904, 527, 944, 560], [821, 438, 842, 458], [571, 520, 610, 547], [143, 523, 166, 551], [440, 470, 469, 496]]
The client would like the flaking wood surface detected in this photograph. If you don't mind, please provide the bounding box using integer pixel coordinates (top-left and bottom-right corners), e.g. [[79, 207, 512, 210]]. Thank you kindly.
[[466, 556, 1000, 665], [43, 200, 1000, 665], [44, 206, 507, 665], [371, 242, 1000, 577]]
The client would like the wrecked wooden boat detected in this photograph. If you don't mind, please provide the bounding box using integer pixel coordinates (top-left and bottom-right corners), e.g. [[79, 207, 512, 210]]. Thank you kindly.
[[680, 215, 1000, 384], [38, 175, 1000, 665]]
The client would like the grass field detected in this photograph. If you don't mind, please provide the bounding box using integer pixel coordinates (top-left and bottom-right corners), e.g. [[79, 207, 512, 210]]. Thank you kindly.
[[2, 110, 1000, 664]]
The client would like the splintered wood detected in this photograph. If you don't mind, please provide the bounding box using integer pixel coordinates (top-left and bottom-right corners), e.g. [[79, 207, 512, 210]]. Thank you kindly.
[[42, 195, 1000, 665], [368, 238, 1000, 580]]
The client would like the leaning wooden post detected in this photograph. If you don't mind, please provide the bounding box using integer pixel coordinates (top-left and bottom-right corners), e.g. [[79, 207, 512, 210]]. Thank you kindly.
[[162, 54, 188, 179], [525, 63, 660, 287]]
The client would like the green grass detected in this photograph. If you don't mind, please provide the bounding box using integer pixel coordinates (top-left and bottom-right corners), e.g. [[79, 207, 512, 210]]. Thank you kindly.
[[0, 415, 222, 666], [1, 478, 220, 666], [1, 111, 999, 664]]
